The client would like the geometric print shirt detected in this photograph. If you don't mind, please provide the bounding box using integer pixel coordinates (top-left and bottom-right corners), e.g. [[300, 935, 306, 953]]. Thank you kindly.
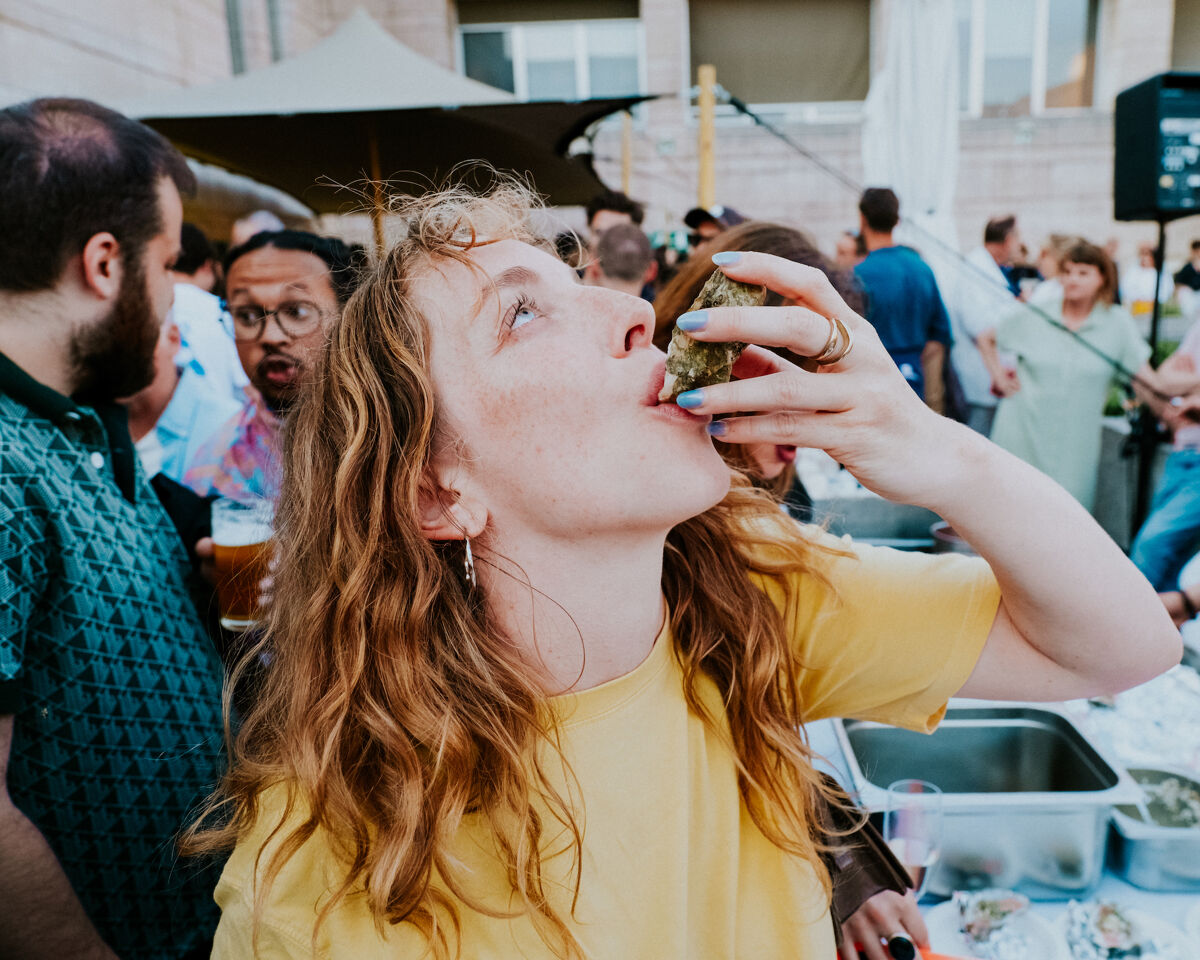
[[0, 352, 225, 960]]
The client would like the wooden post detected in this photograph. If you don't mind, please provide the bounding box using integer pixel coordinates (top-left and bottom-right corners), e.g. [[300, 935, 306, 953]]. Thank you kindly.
[[367, 124, 386, 257], [697, 64, 716, 210], [621, 110, 633, 195]]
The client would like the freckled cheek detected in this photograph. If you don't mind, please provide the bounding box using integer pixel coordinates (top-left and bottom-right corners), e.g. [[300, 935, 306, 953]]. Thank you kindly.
[[462, 378, 595, 463]]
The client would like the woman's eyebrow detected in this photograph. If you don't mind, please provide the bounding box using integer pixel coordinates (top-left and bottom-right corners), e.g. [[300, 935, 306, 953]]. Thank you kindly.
[[483, 265, 539, 299]]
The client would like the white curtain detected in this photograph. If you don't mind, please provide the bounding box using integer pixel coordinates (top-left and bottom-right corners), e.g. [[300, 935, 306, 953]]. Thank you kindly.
[[861, 0, 961, 259]]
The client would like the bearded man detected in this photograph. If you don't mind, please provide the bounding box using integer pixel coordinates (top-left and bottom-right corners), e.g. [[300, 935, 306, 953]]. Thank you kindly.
[[183, 230, 358, 502], [0, 98, 225, 960]]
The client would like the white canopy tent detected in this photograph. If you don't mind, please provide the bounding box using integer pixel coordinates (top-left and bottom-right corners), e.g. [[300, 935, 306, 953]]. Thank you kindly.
[[119, 10, 647, 250], [121, 9, 514, 119]]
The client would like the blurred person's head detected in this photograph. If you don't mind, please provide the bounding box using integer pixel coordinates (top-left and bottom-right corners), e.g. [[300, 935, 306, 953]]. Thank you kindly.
[[554, 230, 585, 270], [1191, 239, 1200, 263], [1138, 242, 1157, 269], [684, 205, 746, 246], [231, 209, 286, 248], [1035, 234, 1079, 280], [654, 220, 864, 494], [857, 188, 900, 239], [834, 230, 866, 271], [172, 222, 219, 292], [586, 190, 645, 236], [585, 223, 656, 296], [0, 97, 194, 403], [653, 243, 686, 293], [984, 215, 1021, 266], [1060, 241, 1117, 307], [223, 230, 358, 412]]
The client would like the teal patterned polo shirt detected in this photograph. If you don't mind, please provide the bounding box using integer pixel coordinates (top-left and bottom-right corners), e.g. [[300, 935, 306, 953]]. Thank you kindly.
[[0, 353, 225, 960]]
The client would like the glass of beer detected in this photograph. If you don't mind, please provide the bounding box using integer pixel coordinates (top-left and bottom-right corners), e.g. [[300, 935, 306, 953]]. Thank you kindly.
[[211, 497, 274, 632]]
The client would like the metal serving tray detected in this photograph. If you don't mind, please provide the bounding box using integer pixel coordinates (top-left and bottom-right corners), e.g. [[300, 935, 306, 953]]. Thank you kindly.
[[834, 703, 1140, 899], [1109, 766, 1200, 891]]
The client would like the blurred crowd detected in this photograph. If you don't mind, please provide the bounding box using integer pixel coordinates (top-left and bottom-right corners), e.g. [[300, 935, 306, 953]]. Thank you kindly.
[[0, 96, 1197, 960], [578, 186, 1200, 610]]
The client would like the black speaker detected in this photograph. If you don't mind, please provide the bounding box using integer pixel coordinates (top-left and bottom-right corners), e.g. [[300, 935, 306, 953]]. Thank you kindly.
[[1114, 72, 1200, 222]]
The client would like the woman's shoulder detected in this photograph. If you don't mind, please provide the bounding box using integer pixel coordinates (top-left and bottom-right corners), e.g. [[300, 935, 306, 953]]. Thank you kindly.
[[214, 784, 404, 959], [217, 783, 339, 908]]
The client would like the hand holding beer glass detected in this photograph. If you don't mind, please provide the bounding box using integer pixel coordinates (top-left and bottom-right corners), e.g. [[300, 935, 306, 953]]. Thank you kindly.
[[211, 497, 274, 632]]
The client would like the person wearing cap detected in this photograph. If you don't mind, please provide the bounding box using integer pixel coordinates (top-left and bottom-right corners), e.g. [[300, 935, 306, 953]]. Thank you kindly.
[[684, 205, 746, 247]]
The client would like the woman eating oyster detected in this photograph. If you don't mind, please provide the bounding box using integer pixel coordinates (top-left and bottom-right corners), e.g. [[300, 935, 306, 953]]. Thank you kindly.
[[187, 183, 1180, 960]]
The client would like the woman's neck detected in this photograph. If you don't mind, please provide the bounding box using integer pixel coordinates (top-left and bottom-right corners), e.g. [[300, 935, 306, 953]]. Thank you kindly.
[[478, 528, 668, 694], [1061, 296, 1096, 327]]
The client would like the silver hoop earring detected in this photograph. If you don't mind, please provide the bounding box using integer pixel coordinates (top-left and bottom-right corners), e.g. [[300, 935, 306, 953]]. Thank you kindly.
[[463, 538, 477, 590]]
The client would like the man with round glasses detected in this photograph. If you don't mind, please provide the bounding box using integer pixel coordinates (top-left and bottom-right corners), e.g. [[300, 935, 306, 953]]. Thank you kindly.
[[183, 230, 359, 500]]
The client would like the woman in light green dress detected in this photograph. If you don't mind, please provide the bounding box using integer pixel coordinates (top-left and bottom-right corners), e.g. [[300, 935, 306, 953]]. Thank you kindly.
[[978, 241, 1156, 513]]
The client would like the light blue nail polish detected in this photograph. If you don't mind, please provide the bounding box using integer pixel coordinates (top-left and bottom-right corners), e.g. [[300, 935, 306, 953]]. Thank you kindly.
[[676, 389, 704, 409], [705, 420, 727, 437], [677, 310, 708, 331], [712, 251, 742, 266]]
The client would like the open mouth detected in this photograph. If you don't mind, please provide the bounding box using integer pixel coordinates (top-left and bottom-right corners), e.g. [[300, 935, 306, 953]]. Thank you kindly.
[[258, 355, 299, 386], [775, 445, 797, 464], [644, 359, 710, 424]]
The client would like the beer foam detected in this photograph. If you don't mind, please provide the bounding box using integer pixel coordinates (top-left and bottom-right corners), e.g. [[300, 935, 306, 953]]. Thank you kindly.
[[212, 521, 272, 547]]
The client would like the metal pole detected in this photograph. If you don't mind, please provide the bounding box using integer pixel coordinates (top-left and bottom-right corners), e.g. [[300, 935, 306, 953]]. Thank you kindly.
[[224, 0, 246, 74], [1132, 218, 1168, 538], [621, 111, 633, 196], [266, 0, 286, 62], [697, 65, 716, 209], [367, 125, 386, 258]]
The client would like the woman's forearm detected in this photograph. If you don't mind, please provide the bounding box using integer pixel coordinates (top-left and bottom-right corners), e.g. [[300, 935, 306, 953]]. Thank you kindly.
[[918, 423, 1181, 698], [976, 330, 1006, 384]]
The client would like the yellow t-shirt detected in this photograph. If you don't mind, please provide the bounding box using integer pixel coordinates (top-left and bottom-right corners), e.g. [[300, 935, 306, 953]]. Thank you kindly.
[[211, 534, 1000, 960]]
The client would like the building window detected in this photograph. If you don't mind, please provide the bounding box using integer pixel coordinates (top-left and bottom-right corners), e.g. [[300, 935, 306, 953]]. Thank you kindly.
[[958, 0, 1098, 116], [689, 0, 870, 105], [459, 20, 643, 101]]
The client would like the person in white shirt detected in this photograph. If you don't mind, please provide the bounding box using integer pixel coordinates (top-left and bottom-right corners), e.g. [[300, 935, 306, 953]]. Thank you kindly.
[[169, 283, 249, 406], [119, 318, 243, 483], [1120, 243, 1174, 320], [169, 223, 250, 406], [945, 216, 1022, 436]]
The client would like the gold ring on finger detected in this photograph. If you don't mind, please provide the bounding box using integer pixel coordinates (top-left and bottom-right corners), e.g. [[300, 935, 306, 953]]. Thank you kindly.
[[812, 316, 853, 366], [808, 314, 840, 364]]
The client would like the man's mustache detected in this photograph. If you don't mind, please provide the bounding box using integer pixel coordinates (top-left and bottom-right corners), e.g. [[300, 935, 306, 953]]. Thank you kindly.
[[255, 348, 303, 375]]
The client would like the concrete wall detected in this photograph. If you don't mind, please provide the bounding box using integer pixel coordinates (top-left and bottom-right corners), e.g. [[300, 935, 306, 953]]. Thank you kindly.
[[0, 0, 235, 102], [0, 0, 337, 105]]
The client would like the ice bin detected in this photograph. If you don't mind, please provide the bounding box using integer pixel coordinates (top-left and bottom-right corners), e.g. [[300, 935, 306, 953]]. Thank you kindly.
[[833, 704, 1140, 899]]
